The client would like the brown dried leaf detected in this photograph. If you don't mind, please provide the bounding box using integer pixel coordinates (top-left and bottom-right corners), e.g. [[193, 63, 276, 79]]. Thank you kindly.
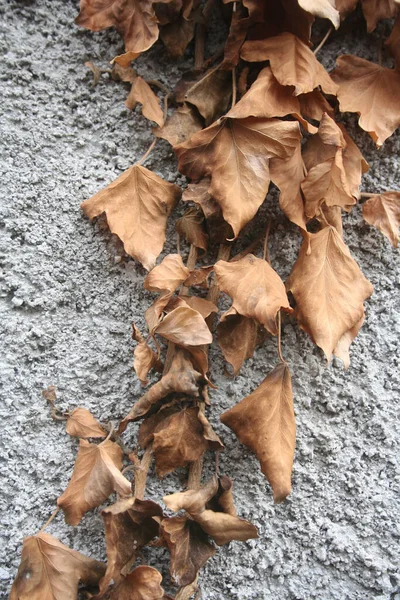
[[145, 254, 190, 294], [113, 50, 141, 68], [153, 104, 203, 146], [221, 7, 251, 70], [217, 315, 259, 375], [75, 0, 159, 55], [297, 0, 340, 27], [331, 55, 400, 146], [214, 254, 292, 335], [286, 226, 373, 360], [183, 266, 214, 288], [182, 179, 220, 219], [269, 143, 307, 230], [298, 90, 334, 121], [241, 33, 338, 95], [125, 77, 164, 127], [134, 342, 163, 385], [362, 192, 400, 247], [108, 565, 165, 599], [66, 408, 106, 439], [10, 533, 105, 600], [57, 439, 131, 525], [221, 363, 295, 502], [160, 16, 195, 58], [176, 206, 208, 251], [81, 165, 180, 271], [179, 295, 218, 319], [175, 117, 301, 237], [155, 305, 213, 346], [386, 12, 400, 69], [184, 69, 232, 126], [333, 311, 365, 369], [361, 0, 398, 32]]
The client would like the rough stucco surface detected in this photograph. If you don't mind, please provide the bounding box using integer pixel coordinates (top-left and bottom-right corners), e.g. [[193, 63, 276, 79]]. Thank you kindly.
[[0, 1, 399, 598]]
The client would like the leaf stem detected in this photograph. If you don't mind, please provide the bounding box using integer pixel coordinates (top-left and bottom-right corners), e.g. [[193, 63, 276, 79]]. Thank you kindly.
[[277, 310, 285, 364], [313, 27, 332, 56], [360, 192, 376, 200], [137, 138, 157, 166], [263, 219, 271, 263], [39, 507, 60, 534], [185, 62, 221, 98]]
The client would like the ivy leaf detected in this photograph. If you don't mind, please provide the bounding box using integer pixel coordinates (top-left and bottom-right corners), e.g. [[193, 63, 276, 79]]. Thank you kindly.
[[269, 143, 307, 230], [286, 226, 373, 360], [145, 254, 190, 294], [9, 533, 105, 600], [183, 69, 232, 126], [331, 55, 400, 146], [217, 315, 261, 375], [361, 0, 398, 32], [57, 439, 132, 525], [221, 363, 295, 503], [153, 104, 203, 147], [297, 0, 340, 27], [66, 408, 106, 439], [386, 12, 400, 69], [362, 192, 400, 247], [155, 306, 213, 346], [176, 206, 208, 251], [81, 165, 180, 271], [333, 311, 365, 369], [106, 565, 166, 599], [126, 77, 164, 127], [134, 341, 163, 386]]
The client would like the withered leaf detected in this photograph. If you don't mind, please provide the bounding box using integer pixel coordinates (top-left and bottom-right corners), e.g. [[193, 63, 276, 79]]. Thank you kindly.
[[9, 532, 105, 600], [361, 0, 398, 32], [184, 69, 232, 126], [298, 90, 334, 122], [176, 206, 208, 251], [81, 165, 180, 271], [362, 192, 400, 247], [221, 7, 251, 70], [57, 439, 131, 525], [153, 104, 203, 147], [386, 12, 400, 69], [214, 254, 292, 335], [126, 77, 164, 127], [217, 315, 260, 375], [134, 341, 163, 386], [297, 0, 340, 27], [182, 179, 220, 220], [155, 305, 212, 346], [160, 16, 195, 59], [108, 565, 165, 599], [161, 516, 216, 587], [221, 363, 295, 503], [175, 117, 301, 237], [178, 295, 218, 319], [145, 254, 190, 294], [183, 265, 214, 288], [66, 407, 106, 439], [241, 33, 338, 95], [76, 0, 159, 55], [286, 226, 373, 360], [331, 55, 400, 146], [269, 143, 307, 230], [333, 311, 365, 369]]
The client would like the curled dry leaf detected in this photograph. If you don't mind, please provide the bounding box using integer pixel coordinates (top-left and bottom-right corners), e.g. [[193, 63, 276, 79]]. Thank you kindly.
[[214, 254, 292, 335], [126, 76, 164, 127], [81, 165, 180, 271], [217, 314, 260, 375], [9, 532, 105, 600], [66, 407, 106, 439], [331, 55, 400, 146], [333, 310, 365, 369], [298, 0, 340, 26], [183, 265, 214, 288], [176, 206, 208, 251], [386, 12, 400, 69], [178, 295, 218, 319], [182, 178, 220, 219], [269, 143, 307, 230], [175, 116, 301, 237], [221, 363, 295, 502], [183, 69, 232, 126], [153, 104, 203, 147], [155, 305, 213, 346], [286, 226, 373, 360], [241, 33, 338, 95], [75, 0, 159, 55], [57, 439, 131, 525], [360, 0, 398, 32], [134, 341, 163, 386], [106, 565, 165, 599], [145, 253, 190, 294], [298, 90, 334, 122], [362, 192, 400, 247]]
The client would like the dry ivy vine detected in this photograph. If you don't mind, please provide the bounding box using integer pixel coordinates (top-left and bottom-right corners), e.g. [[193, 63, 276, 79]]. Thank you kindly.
[[10, 0, 400, 599]]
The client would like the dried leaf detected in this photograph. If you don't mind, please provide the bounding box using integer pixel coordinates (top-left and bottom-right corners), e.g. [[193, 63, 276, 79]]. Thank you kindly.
[[155, 305, 212, 346], [176, 206, 208, 251], [221, 7, 251, 70], [386, 12, 400, 69], [214, 254, 292, 335], [247, 0, 314, 43], [362, 192, 400, 247], [81, 165, 180, 271], [241, 33, 338, 95], [10, 533, 105, 600], [145, 254, 190, 294], [108, 565, 165, 599], [331, 55, 400, 146], [76, 0, 159, 55], [182, 179, 220, 220], [333, 311, 365, 369], [113, 50, 141, 67], [160, 16, 195, 58], [134, 342, 163, 385], [269, 143, 307, 230], [175, 117, 301, 237], [183, 266, 214, 288], [361, 0, 398, 31], [66, 408, 106, 439], [153, 104, 203, 146], [126, 77, 164, 127], [286, 226, 373, 360], [184, 69, 232, 126], [221, 363, 295, 502], [298, 90, 334, 121], [57, 439, 131, 525], [217, 315, 259, 375], [178, 295, 218, 319], [297, 0, 340, 27]]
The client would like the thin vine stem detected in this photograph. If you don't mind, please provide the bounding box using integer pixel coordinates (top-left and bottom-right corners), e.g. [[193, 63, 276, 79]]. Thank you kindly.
[[263, 219, 271, 263], [39, 507, 60, 534], [313, 27, 332, 55], [277, 310, 285, 364]]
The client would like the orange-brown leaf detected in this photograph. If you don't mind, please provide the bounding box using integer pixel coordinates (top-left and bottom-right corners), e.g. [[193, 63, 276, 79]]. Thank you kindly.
[[155, 306, 212, 346], [333, 311, 365, 369], [144, 254, 190, 294], [108, 565, 165, 599], [126, 77, 164, 127], [269, 143, 307, 230], [361, 0, 398, 32], [176, 206, 208, 251], [81, 165, 180, 271], [184, 69, 232, 126], [134, 342, 163, 385], [153, 104, 203, 147], [57, 439, 131, 525], [362, 192, 400, 247], [66, 408, 106, 439], [386, 12, 400, 69], [297, 0, 340, 26], [217, 315, 259, 375]]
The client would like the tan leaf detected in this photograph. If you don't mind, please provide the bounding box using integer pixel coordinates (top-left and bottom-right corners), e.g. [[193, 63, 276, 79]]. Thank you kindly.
[[269, 143, 307, 230], [57, 439, 131, 525], [221, 363, 295, 502], [286, 226, 373, 359], [153, 104, 203, 147], [182, 179, 220, 220], [319, 204, 343, 237], [184, 69, 232, 126], [108, 565, 165, 599], [386, 12, 400, 69], [134, 342, 163, 386], [175, 117, 301, 237], [66, 408, 106, 439], [331, 55, 400, 146], [155, 306, 213, 346], [113, 50, 141, 67], [362, 192, 400, 247], [361, 0, 398, 32], [160, 16, 195, 59], [246, 0, 314, 44], [160, 516, 216, 586], [179, 295, 218, 319], [240, 33, 338, 95], [298, 90, 334, 121], [217, 315, 259, 375], [335, 0, 358, 18], [214, 254, 292, 335], [81, 165, 180, 271], [221, 7, 251, 70], [9, 533, 105, 600], [126, 77, 164, 127], [183, 266, 214, 288], [333, 311, 365, 369], [297, 0, 340, 27], [176, 206, 208, 251], [75, 0, 159, 55], [144, 254, 190, 294]]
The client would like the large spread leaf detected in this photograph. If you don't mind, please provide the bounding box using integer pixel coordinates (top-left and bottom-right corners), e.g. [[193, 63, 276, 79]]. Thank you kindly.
[[221, 363, 295, 502], [57, 439, 131, 525], [76, 0, 159, 54], [214, 254, 292, 335], [241, 32, 338, 95], [362, 192, 400, 247], [66, 407, 106, 439], [9, 533, 105, 600], [81, 165, 180, 271], [175, 117, 301, 237], [331, 55, 400, 146], [286, 226, 373, 359]]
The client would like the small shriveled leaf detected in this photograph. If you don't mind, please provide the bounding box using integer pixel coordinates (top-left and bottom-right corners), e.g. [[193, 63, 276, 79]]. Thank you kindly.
[[81, 165, 180, 271], [183, 266, 214, 288], [241, 33, 338, 95], [184, 69, 232, 126], [178, 296, 218, 319], [9, 533, 105, 600], [155, 306, 212, 346], [134, 342, 163, 385], [286, 226, 373, 360], [214, 254, 292, 335], [176, 206, 208, 251], [57, 439, 131, 525], [160, 16, 195, 59], [153, 104, 203, 146], [361, 0, 398, 32], [298, 90, 335, 121], [108, 565, 165, 599], [66, 408, 106, 439], [298, 0, 340, 27], [362, 192, 400, 247], [221, 363, 295, 502], [182, 179, 220, 220], [126, 77, 164, 127], [217, 315, 259, 375]]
